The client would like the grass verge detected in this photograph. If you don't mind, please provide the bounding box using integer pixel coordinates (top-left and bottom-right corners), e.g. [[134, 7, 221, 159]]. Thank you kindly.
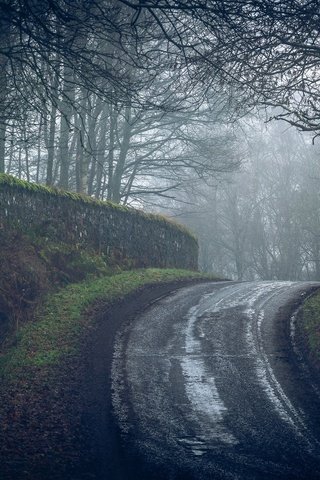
[[0, 268, 214, 376], [301, 290, 320, 368], [0, 268, 218, 479]]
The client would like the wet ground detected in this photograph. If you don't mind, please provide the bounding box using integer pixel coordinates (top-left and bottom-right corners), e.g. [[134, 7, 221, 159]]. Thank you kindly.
[[110, 281, 320, 480]]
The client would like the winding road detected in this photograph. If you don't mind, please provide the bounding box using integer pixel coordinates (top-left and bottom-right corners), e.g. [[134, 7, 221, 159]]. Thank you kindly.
[[110, 281, 320, 480]]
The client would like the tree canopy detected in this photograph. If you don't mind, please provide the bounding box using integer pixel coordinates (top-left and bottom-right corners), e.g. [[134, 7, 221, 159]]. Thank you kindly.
[[1, 0, 320, 201]]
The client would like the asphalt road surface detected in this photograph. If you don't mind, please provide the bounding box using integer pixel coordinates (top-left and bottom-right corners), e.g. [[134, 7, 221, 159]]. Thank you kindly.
[[111, 281, 320, 480]]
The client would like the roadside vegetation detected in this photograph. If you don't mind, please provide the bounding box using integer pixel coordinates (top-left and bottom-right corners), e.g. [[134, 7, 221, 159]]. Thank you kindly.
[[301, 292, 320, 370], [0, 227, 114, 340], [0, 225, 215, 479], [0, 268, 212, 376], [0, 223, 211, 377]]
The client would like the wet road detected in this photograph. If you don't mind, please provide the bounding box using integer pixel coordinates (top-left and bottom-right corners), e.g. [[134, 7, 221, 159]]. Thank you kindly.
[[111, 281, 320, 479]]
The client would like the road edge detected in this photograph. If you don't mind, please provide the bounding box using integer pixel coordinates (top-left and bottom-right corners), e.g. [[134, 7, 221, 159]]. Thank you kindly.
[[82, 278, 220, 480], [0, 274, 220, 480], [295, 287, 320, 375]]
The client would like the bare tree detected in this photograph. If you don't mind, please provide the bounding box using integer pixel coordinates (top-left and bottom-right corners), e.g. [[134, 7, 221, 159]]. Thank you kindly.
[[118, 1, 320, 136], [169, 120, 320, 280]]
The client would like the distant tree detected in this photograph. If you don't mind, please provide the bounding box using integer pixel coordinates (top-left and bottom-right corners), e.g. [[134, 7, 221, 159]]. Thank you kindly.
[[168, 121, 320, 281]]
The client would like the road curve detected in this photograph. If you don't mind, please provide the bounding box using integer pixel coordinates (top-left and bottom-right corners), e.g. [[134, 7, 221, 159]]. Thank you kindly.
[[111, 281, 320, 480]]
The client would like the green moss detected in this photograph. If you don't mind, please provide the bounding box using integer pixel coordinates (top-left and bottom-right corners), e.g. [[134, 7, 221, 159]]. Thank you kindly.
[[0, 173, 129, 211], [38, 242, 112, 281], [0, 269, 214, 375], [0, 173, 197, 244]]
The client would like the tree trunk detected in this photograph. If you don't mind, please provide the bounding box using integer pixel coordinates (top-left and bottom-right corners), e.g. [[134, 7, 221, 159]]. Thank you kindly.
[[75, 125, 85, 193], [111, 105, 132, 203], [36, 114, 43, 183], [7, 124, 14, 174], [107, 104, 117, 200], [58, 64, 75, 189], [95, 104, 109, 199], [86, 98, 102, 195], [46, 101, 57, 185], [24, 126, 30, 182], [45, 65, 59, 186], [0, 24, 9, 173]]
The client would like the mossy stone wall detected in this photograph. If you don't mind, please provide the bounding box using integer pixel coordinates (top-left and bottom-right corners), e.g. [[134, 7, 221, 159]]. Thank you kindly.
[[0, 175, 198, 270]]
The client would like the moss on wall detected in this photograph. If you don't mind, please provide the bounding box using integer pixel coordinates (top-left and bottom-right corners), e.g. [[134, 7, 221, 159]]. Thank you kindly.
[[0, 174, 198, 270]]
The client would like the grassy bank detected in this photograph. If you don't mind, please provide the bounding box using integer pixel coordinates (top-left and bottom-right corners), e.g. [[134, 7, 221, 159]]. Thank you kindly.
[[0, 268, 213, 376], [301, 290, 320, 369], [0, 227, 119, 341], [0, 268, 215, 479]]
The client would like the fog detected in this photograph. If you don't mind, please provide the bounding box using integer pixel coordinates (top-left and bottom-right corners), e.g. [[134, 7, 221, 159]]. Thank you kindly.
[[2, 1, 320, 280], [166, 120, 320, 280]]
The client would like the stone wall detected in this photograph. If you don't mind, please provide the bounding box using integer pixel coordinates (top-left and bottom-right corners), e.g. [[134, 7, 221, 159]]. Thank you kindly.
[[0, 175, 198, 270]]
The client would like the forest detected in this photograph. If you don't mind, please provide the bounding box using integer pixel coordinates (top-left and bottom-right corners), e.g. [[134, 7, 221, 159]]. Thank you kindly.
[[2, 0, 320, 280]]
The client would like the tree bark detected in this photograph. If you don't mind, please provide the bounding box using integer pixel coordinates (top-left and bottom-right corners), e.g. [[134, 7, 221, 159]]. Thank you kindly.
[[107, 104, 117, 200], [0, 22, 9, 173], [95, 104, 109, 199], [86, 98, 102, 195], [111, 105, 132, 203], [58, 63, 75, 189]]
